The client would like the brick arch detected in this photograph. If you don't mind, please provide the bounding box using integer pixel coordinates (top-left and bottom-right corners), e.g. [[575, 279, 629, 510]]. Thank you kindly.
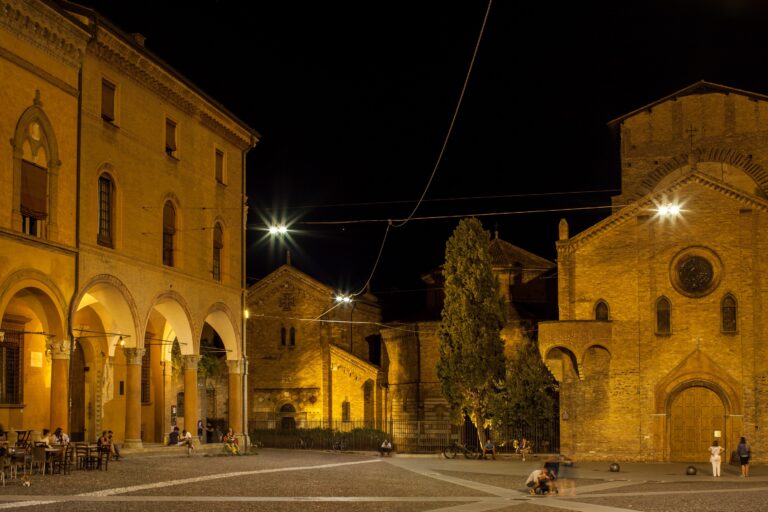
[[202, 302, 241, 360], [543, 346, 580, 382], [654, 349, 742, 415], [144, 289, 197, 354], [71, 274, 142, 351], [0, 268, 69, 340], [634, 147, 768, 199]]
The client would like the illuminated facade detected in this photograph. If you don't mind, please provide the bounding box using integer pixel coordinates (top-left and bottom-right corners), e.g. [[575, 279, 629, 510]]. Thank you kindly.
[[246, 264, 385, 429], [0, 0, 257, 446], [540, 82, 768, 461]]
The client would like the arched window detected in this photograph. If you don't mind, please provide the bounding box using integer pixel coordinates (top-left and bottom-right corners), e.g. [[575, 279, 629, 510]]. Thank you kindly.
[[722, 294, 737, 333], [280, 326, 286, 346], [12, 101, 60, 239], [595, 300, 609, 321], [289, 327, 296, 346], [212, 223, 223, 281], [656, 296, 671, 335], [97, 174, 114, 247], [162, 201, 176, 266]]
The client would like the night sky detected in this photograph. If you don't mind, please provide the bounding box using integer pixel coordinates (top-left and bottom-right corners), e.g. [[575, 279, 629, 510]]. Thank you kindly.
[[73, 1, 768, 317]]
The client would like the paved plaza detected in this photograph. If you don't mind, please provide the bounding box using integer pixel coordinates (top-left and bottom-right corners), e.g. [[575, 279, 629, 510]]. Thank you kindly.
[[0, 447, 765, 511]]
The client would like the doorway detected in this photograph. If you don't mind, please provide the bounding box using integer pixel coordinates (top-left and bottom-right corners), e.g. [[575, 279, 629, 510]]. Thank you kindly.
[[669, 386, 724, 461]]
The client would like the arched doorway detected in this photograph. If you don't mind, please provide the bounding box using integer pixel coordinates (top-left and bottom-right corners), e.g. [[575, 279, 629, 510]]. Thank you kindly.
[[280, 403, 296, 430], [669, 386, 725, 461]]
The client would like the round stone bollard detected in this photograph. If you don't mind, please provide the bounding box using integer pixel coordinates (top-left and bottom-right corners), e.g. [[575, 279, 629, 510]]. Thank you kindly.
[[686, 465, 697, 475], [609, 463, 620, 472]]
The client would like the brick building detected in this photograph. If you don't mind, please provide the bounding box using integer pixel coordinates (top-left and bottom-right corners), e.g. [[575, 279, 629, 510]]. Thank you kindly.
[[540, 81, 768, 461], [246, 264, 385, 429]]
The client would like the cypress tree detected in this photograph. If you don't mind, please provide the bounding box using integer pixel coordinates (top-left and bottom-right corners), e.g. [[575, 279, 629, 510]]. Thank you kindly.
[[437, 217, 506, 437]]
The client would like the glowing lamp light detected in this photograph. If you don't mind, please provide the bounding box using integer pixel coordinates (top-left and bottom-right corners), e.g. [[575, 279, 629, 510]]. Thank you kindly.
[[335, 295, 352, 303], [657, 203, 682, 217], [268, 225, 288, 235], [244, 309, 250, 319]]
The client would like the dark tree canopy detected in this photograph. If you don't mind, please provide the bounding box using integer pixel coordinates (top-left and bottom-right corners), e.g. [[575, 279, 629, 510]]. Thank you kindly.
[[492, 338, 558, 426], [437, 217, 506, 432]]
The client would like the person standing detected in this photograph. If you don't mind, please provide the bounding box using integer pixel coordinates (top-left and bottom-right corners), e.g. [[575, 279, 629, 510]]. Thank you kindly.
[[737, 437, 751, 477], [708, 439, 725, 477], [197, 419, 204, 442]]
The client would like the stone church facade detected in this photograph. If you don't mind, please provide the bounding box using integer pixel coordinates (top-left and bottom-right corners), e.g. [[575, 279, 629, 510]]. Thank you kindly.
[[540, 81, 768, 462], [246, 264, 386, 429]]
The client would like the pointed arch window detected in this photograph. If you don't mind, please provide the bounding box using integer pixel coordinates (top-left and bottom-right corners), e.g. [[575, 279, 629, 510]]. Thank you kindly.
[[595, 300, 609, 321], [721, 294, 737, 333], [656, 296, 671, 335], [280, 326, 286, 346], [289, 327, 296, 347], [212, 223, 223, 281], [162, 201, 176, 266], [97, 174, 114, 247]]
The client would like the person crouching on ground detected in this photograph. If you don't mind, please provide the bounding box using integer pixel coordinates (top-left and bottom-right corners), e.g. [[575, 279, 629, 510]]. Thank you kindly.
[[379, 439, 393, 456], [526, 465, 552, 495], [222, 428, 239, 455]]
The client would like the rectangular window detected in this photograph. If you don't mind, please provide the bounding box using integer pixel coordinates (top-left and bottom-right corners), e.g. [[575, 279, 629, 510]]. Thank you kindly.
[[0, 330, 23, 404], [141, 349, 150, 404], [20, 160, 47, 237], [97, 176, 113, 247], [165, 118, 177, 157], [215, 149, 224, 184], [101, 79, 116, 123]]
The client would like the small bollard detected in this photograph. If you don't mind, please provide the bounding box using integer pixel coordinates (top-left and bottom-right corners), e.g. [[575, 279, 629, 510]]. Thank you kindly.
[[686, 465, 697, 475], [609, 463, 620, 472]]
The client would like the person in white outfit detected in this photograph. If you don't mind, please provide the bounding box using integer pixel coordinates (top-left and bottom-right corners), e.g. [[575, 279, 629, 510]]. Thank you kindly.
[[708, 440, 725, 477]]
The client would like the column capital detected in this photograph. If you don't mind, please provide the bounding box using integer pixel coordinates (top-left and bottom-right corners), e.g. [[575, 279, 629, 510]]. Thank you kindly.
[[227, 359, 245, 375], [122, 347, 146, 365], [183, 354, 201, 370], [48, 339, 70, 360]]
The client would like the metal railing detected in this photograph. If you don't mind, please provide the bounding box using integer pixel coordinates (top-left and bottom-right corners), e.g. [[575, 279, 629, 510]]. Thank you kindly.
[[248, 419, 559, 454]]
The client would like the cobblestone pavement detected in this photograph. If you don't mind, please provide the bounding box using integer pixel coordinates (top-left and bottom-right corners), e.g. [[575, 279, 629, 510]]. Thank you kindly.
[[0, 448, 765, 511]]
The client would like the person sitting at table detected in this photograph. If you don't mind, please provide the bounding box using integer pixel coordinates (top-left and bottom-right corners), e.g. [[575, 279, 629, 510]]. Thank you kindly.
[[52, 427, 69, 445], [107, 431, 122, 460], [37, 428, 52, 447], [96, 430, 118, 460]]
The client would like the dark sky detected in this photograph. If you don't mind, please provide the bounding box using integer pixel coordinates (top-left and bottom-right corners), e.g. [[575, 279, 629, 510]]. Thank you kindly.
[[74, 1, 768, 316]]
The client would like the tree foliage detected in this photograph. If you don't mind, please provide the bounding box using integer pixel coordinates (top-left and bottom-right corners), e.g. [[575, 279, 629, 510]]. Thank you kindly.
[[437, 218, 506, 433], [492, 337, 558, 426]]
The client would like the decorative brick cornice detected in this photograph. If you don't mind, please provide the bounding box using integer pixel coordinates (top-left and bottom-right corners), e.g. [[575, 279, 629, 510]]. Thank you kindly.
[[91, 28, 255, 149], [0, 0, 88, 68], [634, 147, 768, 200], [563, 171, 768, 255]]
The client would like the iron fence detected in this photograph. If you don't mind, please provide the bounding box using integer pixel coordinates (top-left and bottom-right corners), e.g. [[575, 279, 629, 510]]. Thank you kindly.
[[249, 419, 559, 454]]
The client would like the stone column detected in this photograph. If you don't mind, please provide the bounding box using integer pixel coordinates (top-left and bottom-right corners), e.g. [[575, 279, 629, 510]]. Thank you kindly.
[[123, 347, 145, 449], [49, 341, 70, 432], [183, 355, 200, 439], [227, 359, 244, 434]]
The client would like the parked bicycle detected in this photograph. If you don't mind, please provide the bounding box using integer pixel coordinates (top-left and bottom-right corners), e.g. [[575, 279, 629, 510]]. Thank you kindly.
[[443, 441, 480, 459], [331, 435, 348, 451]]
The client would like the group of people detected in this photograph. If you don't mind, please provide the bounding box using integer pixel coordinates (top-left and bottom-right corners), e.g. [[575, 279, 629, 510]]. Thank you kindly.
[[709, 436, 751, 477], [168, 424, 239, 455], [35, 427, 70, 447], [479, 437, 531, 461]]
